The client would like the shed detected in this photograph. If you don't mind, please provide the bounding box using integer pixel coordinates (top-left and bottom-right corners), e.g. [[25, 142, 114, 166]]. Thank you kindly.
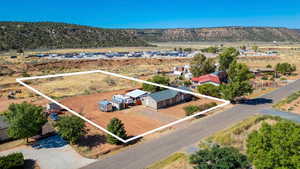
[[126, 89, 148, 99], [98, 100, 113, 112]]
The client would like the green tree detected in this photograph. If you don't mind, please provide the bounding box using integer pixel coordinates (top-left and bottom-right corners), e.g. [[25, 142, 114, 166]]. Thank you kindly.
[[252, 45, 258, 52], [227, 61, 254, 82], [218, 47, 239, 71], [275, 62, 296, 76], [197, 84, 221, 98], [190, 145, 251, 169], [55, 116, 86, 144], [201, 46, 218, 53], [247, 121, 300, 169], [4, 102, 47, 143], [220, 61, 253, 102], [142, 75, 170, 92], [106, 118, 127, 145], [240, 45, 246, 50], [190, 53, 216, 77]]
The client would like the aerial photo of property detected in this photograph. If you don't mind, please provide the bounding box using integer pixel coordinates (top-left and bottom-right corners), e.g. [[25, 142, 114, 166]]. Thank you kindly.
[[0, 0, 300, 169]]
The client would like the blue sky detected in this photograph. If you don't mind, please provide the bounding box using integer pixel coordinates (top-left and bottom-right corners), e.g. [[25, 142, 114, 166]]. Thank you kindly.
[[0, 0, 299, 28]]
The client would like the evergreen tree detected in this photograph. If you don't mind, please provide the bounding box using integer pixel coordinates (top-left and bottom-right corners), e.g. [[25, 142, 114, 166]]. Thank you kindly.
[[106, 118, 127, 145]]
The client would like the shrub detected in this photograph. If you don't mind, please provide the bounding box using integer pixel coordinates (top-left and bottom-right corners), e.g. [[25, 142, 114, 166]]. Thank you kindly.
[[184, 105, 200, 116], [0, 152, 24, 169], [184, 102, 217, 116], [190, 145, 251, 169], [197, 84, 221, 98]]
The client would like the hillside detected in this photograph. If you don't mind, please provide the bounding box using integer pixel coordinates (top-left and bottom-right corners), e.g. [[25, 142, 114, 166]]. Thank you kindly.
[[1, 22, 300, 51], [128, 27, 300, 42], [0, 22, 150, 51]]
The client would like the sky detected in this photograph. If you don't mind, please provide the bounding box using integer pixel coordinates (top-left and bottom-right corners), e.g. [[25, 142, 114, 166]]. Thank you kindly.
[[0, 0, 299, 29]]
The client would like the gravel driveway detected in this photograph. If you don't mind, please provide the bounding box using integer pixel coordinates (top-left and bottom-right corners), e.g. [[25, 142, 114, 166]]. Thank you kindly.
[[0, 135, 96, 169]]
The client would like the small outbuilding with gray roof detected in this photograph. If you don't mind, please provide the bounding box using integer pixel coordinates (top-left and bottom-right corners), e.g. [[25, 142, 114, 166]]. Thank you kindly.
[[142, 86, 193, 109]]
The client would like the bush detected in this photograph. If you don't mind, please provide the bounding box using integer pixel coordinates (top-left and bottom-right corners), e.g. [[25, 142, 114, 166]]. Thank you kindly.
[[275, 62, 296, 75], [183, 105, 200, 116], [55, 116, 86, 144], [247, 121, 300, 169], [197, 84, 221, 98], [0, 152, 24, 169], [142, 75, 170, 92], [190, 145, 251, 169], [184, 102, 217, 116]]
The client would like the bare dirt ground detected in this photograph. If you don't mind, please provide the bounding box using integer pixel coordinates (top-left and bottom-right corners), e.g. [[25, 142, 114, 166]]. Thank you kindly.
[[60, 89, 163, 137]]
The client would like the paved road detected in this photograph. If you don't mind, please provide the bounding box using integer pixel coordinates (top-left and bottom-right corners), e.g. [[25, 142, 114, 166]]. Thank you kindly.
[[261, 108, 300, 123], [83, 79, 300, 169]]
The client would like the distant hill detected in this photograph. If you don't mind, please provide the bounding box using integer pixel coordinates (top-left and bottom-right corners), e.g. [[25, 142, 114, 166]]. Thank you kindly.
[[128, 27, 300, 42], [1, 22, 300, 51], [0, 22, 150, 51]]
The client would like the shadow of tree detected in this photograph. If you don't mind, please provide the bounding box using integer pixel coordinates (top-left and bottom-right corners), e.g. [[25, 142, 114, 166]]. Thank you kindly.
[[31, 135, 67, 149], [77, 134, 106, 148], [238, 98, 273, 105], [24, 159, 38, 169]]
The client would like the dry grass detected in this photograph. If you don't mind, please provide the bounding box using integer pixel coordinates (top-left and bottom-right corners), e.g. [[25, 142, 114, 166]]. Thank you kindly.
[[146, 153, 192, 169], [200, 115, 281, 153], [27, 73, 141, 98]]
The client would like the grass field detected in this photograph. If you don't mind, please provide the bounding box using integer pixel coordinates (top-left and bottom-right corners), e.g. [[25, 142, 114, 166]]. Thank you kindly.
[[146, 153, 191, 169]]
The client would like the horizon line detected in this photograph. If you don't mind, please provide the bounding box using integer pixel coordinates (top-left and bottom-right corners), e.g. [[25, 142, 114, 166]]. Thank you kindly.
[[0, 20, 299, 30]]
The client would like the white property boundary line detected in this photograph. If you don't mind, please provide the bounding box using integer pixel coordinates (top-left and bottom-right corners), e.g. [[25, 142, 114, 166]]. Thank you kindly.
[[16, 70, 230, 143]]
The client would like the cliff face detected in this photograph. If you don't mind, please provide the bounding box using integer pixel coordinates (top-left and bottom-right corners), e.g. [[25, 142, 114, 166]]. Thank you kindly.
[[128, 27, 300, 42]]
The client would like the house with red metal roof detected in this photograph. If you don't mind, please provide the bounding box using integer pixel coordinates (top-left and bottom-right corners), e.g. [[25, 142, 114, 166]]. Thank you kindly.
[[191, 71, 227, 86]]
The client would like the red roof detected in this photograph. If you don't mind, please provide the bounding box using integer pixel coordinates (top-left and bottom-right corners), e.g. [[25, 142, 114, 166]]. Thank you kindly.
[[192, 74, 220, 84]]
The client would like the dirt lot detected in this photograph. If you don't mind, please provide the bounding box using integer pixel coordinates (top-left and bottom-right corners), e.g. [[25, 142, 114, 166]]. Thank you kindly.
[[60, 89, 163, 137], [58, 85, 220, 136]]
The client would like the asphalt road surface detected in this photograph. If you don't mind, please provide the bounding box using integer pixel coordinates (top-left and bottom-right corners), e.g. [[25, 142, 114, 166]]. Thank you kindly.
[[82, 79, 300, 169]]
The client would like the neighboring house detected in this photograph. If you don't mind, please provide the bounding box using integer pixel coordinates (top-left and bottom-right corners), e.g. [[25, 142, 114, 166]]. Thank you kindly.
[[192, 71, 227, 86], [98, 100, 113, 112], [0, 116, 9, 142], [192, 74, 221, 86], [142, 86, 192, 109], [173, 65, 192, 79]]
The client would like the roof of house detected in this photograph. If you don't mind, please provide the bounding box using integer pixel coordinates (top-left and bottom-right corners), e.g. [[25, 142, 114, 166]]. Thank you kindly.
[[148, 86, 190, 102], [0, 116, 9, 130], [192, 74, 221, 84], [126, 89, 147, 98]]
